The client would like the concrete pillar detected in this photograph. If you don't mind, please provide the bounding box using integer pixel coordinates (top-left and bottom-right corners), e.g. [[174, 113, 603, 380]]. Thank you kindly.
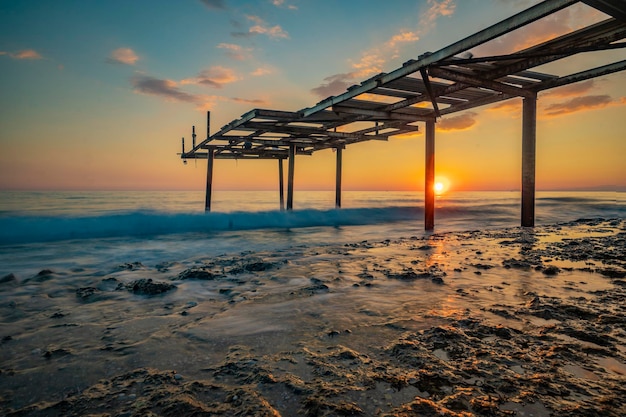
[[335, 147, 343, 208], [287, 144, 295, 210], [521, 95, 537, 227], [425, 120, 435, 230], [279, 158, 285, 211], [205, 147, 214, 212]]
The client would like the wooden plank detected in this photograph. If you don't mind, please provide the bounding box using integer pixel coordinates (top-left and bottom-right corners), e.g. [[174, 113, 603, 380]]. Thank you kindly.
[[425, 120, 435, 231], [429, 67, 536, 98], [521, 96, 537, 227]]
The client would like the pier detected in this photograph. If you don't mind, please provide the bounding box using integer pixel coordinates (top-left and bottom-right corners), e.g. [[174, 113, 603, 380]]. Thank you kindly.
[[179, 0, 626, 229]]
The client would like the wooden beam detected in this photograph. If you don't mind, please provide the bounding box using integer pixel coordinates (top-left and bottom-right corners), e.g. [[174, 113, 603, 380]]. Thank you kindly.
[[335, 147, 342, 208], [287, 143, 295, 210], [279, 159, 285, 211], [532, 59, 626, 92], [521, 95, 537, 227], [205, 147, 215, 212], [331, 105, 426, 122], [429, 66, 536, 98], [419, 68, 442, 118], [425, 120, 435, 231]]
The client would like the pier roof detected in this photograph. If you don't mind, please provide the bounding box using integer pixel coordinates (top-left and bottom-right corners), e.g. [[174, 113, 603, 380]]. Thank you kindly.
[[181, 0, 626, 161]]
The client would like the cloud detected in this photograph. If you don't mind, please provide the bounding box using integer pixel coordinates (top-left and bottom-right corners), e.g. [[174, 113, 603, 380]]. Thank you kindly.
[[233, 15, 289, 39], [311, 2, 452, 99], [181, 66, 240, 88], [132, 74, 198, 102], [251, 67, 273, 76], [438, 111, 477, 131], [217, 43, 251, 61], [544, 80, 595, 98], [272, 0, 297, 10], [130, 73, 219, 110], [107, 47, 139, 65], [1, 49, 43, 60], [386, 31, 419, 49], [311, 73, 355, 99], [231, 97, 268, 105], [424, 0, 456, 26], [200, 0, 227, 10], [542, 94, 614, 116]]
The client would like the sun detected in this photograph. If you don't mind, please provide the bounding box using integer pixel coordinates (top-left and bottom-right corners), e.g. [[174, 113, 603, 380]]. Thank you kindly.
[[433, 176, 451, 195]]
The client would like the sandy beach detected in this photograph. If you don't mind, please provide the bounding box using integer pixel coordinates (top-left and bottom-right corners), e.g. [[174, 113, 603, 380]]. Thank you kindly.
[[1, 217, 625, 416]]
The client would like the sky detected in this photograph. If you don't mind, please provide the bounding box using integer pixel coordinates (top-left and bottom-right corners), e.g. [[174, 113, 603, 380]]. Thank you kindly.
[[1, 0, 624, 192]]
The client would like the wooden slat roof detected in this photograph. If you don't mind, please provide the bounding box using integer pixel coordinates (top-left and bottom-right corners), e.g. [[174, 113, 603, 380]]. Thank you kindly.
[[181, 0, 626, 161]]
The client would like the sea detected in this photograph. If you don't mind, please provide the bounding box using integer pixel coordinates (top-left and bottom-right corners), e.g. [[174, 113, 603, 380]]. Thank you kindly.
[[0, 190, 623, 278]]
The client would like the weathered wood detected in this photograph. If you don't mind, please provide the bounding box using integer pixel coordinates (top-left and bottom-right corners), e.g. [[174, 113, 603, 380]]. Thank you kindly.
[[425, 120, 435, 231], [287, 143, 295, 210], [428, 67, 536, 98], [205, 147, 214, 212], [521, 96, 537, 227], [335, 147, 342, 208], [279, 158, 285, 211]]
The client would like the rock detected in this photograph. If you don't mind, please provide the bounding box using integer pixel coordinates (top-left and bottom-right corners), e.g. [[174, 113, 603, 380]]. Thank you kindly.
[[542, 265, 560, 276], [76, 287, 101, 301], [0, 273, 17, 284], [178, 269, 220, 280], [599, 268, 626, 278], [127, 278, 176, 295]]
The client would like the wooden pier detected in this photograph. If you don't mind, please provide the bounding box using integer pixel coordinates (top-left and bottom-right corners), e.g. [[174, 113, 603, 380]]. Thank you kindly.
[[180, 0, 626, 230]]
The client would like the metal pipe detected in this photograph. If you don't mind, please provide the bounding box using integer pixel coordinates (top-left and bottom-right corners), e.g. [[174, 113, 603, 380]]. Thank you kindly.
[[521, 96, 537, 227], [279, 159, 285, 211], [425, 120, 435, 230], [287, 144, 295, 210], [205, 147, 214, 212], [335, 147, 342, 208]]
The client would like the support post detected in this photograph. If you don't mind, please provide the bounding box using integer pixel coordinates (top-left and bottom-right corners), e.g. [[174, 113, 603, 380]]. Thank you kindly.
[[425, 119, 435, 230], [279, 158, 285, 211], [521, 95, 537, 227], [207, 111, 211, 140], [335, 147, 343, 208], [205, 147, 214, 212], [287, 144, 295, 210]]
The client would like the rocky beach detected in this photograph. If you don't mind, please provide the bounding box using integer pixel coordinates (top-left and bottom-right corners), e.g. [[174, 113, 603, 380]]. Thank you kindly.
[[1, 217, 625, 416]]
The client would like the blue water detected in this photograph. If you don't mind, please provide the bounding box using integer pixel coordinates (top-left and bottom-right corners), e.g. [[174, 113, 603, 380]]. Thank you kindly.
[[0, 190, 623, 278]]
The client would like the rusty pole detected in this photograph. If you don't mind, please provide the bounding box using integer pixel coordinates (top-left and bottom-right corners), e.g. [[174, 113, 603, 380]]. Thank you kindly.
[[521, 95, 537, 227], [425, 120, 435, 230], [287, 144, 295, 210], [335, 147, 342, 208], [278, 159, 285, 211], [205, 147, 214, 212]]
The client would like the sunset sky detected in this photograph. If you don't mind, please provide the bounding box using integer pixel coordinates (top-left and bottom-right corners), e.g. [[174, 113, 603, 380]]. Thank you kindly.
[[1, 0, 624, 192]]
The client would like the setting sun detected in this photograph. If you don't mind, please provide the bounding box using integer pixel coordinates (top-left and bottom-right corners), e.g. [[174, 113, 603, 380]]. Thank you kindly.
[[434, 176, 451, 195]]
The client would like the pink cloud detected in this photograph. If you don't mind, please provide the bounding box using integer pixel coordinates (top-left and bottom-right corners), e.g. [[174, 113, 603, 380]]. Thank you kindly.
[[2, 49, 43, 60], [107, 47, 139, 65], [438, 111, 478, 131], [181, 66, 240, 88], [542, 94, 614, 116]]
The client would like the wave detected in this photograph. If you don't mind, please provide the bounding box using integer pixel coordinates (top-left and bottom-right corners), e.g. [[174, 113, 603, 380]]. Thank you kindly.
[[0, 207, 425, 245]]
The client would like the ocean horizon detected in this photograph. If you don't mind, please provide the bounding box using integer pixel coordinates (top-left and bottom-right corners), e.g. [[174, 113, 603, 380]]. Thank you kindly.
[[0, 189, 623, 278]]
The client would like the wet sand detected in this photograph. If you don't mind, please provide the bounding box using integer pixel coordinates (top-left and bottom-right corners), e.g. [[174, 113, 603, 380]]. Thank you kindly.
[[1, 218, 625, 416]]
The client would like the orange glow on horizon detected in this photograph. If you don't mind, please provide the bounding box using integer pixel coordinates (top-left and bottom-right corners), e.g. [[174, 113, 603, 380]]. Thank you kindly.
[[434, 176, 451, 195]]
